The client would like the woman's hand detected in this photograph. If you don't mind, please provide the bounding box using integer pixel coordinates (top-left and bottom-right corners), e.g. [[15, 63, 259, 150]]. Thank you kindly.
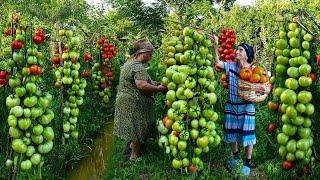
[[157, 85, 168, 94], [135, 80, 167, 94]]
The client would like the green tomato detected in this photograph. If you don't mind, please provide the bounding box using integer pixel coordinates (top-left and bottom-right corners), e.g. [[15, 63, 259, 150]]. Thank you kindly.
[[30, 153, 41, 165], [177, 141, 187, 151], [7, 115, 17, 127], [6, 95, 21, 108], [197, 136, 209, 148], [12, 139, 27, 153], [190, 129, 199, 140], [172, 158, 182, 169], [20, 160, 32, 171], [18, 118, 31, 130]]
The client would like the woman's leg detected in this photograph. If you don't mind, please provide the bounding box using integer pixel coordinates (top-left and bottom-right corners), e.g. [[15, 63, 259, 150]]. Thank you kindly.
[[230, 142, 240, 160], [230, 142, 239, 154], [123, 141, 131, 158], [130, 141, 140, 160], [244, 145, 253, 166], [245, 145, 253, 159]]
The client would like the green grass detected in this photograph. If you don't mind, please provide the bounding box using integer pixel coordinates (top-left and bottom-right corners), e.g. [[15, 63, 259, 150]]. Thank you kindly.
[[103, 101, 320, 179]]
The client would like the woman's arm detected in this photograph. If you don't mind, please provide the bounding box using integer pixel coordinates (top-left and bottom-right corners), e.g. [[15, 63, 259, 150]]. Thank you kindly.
[[150, 80, 161, 86], [135, 80, 166, 93], [210, 34, 225, 70]]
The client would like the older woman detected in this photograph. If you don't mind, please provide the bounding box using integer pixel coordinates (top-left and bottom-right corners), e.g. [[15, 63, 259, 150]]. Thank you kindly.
[[214, 40, 260, 176], [114, 38, 167, 160]]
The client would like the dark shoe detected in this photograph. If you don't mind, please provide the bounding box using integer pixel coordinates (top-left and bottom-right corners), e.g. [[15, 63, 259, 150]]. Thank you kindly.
[[123, 141, 131, 159]]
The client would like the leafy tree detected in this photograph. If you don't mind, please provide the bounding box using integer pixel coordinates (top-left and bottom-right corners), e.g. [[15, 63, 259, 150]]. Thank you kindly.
[[105, 0, 168, 44]]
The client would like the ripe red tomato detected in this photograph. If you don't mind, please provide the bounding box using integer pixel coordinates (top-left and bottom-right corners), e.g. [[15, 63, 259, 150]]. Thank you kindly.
[[33, 35, 43, 44], [267, 123, 277, 133], [316, 54, 320, 62], [81, 70, 90, 78], [0, 78, 7, 85], [220, 35, 226, 41], [108, 54, 114, 59], [239, 68, 253, 80], [11, 40, 23, 49], [30, 65, 42, 75], [308, 72, 317, 84], [225, 31, 232, 37], [97, 39, 104, 45], [84, 52, 92, 62], [229, 53, 235, 60], [282, 160, 293, 170], [225, 43, 232, 49], [218, 48, 224, 54], [35, 28, 44, 36], [226, 39, 232, 44], [52, 56, 60, 64], [102, 53, 108, 59], [0, 71, 7, 79], [188, 164, 197, 173]]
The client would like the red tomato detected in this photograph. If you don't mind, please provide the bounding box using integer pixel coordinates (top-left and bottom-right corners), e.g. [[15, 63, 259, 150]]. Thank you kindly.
[[81, 70, 90, 78], [102, 53, 108, 59], [229, 53, 235, 60], [97, 39, 104, 45], [188, 164, 197, 173], [0, 79, 7, 85], [11, 40, 23, 49], [308, 72, 317, 84], [52, 56, 60, 64], [267, 123, 277, 133], [33, 35, 43, 44], [225, 32, 232, 37], [106, 71, 113, 77], [0, 71, 7, 79], [30, 65, 42, 75], [84, 52, 92, 62], [282, 160, 293, 170]]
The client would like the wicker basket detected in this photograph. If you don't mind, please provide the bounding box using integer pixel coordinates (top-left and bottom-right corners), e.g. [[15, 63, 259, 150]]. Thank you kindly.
[[238, 79, 271, 103]]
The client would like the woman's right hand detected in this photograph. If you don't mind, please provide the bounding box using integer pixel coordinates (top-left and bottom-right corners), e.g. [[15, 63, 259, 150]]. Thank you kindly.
[[157, 85, 168, 93]]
